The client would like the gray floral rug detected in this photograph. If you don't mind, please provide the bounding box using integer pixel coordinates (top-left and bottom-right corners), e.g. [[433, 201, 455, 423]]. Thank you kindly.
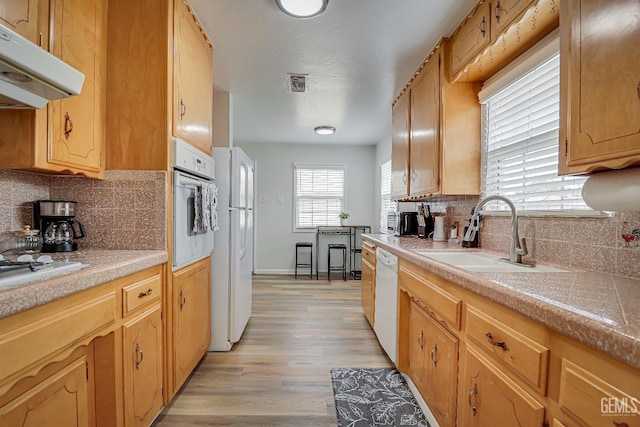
[[330, 368, 429, 427]]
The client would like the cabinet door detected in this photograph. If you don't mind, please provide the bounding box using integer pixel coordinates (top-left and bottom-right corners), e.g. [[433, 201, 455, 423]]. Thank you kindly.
[[361, 258, 375, 327], [123, 305, 163, 427], [0, 357, 88, 427], [410, 55, 440, 197], [172, 257, 211, 392], [408, 301, 429, 395], [48, 0, 106, 177], [427, 318, 458, 427], [459, 345, 545, 427], [490, 0, 534, 40], [173, 0, 213, 155], [0, 0, 46, 45], [560, 0, 640, 174], [391, 89, 410, 199], [449, 2, 489, 78]]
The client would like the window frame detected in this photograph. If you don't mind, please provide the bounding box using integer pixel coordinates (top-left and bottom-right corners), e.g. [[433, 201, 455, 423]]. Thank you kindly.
[[379, 159, 394, 233], [292, 163, 347, 232]]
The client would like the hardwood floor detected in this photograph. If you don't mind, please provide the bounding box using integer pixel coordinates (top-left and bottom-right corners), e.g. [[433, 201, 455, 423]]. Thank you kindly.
[[153, 275, 391, 427]]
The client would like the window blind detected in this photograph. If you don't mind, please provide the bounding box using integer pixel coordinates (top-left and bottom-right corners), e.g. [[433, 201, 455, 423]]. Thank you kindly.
[[294, 165, 345, 228], [481, 53, 589, 212], [380, 160, 394, 233]]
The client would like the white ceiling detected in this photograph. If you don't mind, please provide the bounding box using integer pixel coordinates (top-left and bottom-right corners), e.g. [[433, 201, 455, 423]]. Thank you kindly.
[[189, 0, 479, 146]]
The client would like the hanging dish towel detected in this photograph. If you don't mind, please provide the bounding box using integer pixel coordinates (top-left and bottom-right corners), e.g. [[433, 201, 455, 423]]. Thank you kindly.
[[192, 184, 205, 234], [209, 182, 219, 231]]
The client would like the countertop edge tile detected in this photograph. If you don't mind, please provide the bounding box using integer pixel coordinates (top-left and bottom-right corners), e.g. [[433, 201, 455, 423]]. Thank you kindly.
[[364, 234, 640, 370], [0, 249, 168, 320]]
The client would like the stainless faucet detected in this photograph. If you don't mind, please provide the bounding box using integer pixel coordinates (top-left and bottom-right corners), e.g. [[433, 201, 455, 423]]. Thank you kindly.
[[462, 195, 528, 264]]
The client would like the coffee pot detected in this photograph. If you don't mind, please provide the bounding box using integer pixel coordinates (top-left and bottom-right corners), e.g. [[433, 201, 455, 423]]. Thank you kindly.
[[33, 200, 86, 252]]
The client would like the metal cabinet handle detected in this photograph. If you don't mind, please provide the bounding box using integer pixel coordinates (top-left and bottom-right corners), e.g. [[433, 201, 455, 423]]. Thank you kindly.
[[418, 330, 424, 349], [411, 168, 417, 181], [636, 82, 640, 99], [64, 112, 74, 140], [431, 344, 438, 367], [402, 171, 407, 184], [480, 16, 486, 37], [180, 99, 187, 119], [179, 290, 187, 310], [485, 332, 509, 351], [138, 288, 153, 298], [135, 343, 144, 369], [469, 383, 478, 416], [612, 422, 630, 427], [495, 1, 501, 23]]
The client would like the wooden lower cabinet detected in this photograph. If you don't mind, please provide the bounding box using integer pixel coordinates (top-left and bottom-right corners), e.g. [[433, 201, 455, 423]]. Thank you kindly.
[[458, 344, 545, 427], [0, 356, 89, 427], [408, 300, 458, 427], [360, 256, 375, 327], [123, 305, 164, 427], [172, 257, 211, 392]]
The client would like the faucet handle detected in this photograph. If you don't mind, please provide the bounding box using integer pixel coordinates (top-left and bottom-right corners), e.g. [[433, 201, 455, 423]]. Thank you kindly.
[[516, 237, 528, 257]]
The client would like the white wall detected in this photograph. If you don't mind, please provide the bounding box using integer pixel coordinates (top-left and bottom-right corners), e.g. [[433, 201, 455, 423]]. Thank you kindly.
[[238, 142, 377, 274]]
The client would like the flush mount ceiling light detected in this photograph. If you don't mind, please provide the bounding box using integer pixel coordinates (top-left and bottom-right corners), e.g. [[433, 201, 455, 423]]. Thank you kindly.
[[276, 0, 328, 18], [314, 126, 335, 135]]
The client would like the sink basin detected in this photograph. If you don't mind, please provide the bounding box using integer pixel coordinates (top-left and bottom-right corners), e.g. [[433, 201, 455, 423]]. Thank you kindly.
[[416, 251, 566, 273]]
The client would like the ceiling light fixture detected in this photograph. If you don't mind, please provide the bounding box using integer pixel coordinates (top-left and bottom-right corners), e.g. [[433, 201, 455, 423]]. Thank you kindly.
[[276, 0, 328, 18], [314, 126, 335, 135]]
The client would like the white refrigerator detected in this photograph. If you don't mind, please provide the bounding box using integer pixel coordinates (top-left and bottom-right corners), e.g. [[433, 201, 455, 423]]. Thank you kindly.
[[210, 147, 254, 351]]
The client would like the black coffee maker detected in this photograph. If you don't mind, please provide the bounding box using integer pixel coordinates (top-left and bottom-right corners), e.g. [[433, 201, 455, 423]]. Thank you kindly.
[[33, 200, 86, 252]]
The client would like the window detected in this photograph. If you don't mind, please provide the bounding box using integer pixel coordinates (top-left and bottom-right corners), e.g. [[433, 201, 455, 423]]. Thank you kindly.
[[380, 159, 394, 233], [479, 37, 589, 213], [294, 164, 345, 229]]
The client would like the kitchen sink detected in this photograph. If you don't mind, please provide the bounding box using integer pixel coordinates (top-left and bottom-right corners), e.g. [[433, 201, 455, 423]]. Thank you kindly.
[[416, 251, 566, 273]]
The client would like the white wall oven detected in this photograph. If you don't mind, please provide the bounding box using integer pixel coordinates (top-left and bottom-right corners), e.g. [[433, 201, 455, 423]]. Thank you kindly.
[[172, 138, 215, 270]]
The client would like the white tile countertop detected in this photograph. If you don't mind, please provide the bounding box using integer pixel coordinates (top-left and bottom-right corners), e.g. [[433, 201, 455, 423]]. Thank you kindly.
[[0, 249, 168, 320], [363, 234, 640, 369]]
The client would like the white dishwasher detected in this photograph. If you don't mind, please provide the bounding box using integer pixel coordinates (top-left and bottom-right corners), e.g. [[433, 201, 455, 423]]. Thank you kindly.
[[374, 247, 398, 364]]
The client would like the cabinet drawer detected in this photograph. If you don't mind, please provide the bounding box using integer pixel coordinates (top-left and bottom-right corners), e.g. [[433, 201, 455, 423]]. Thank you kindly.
[[0, 292, 116, 382], [122, 273, 162, 316], [465, 305, 548, 392], [399, 265, 461, 330], [559, 358, 638, 427], [362, 245, 376, 266]]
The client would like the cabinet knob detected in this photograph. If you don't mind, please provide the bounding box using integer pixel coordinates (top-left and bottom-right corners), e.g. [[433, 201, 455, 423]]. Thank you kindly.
[[485, 332, 509, 351], [64, 112, 74, 140], [495, 1, 501, 23], [480, 16, 486, 37], [468, 383, 478, 416], [135, 343, 144, 369]]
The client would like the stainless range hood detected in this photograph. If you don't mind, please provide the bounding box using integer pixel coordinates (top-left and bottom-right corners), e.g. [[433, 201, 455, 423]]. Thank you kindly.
[[0, 23, 85, 109]]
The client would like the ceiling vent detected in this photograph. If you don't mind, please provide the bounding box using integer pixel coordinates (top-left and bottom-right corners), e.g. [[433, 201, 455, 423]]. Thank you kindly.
[[288, 74, 307, 93]]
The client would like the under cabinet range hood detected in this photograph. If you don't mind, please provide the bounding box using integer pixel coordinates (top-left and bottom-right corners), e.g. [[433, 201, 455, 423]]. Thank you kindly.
[[0, 23, 85, 109]]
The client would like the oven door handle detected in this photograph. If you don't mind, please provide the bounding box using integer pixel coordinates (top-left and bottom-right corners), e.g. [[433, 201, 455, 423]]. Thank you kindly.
[[176, 174, 207, 188]]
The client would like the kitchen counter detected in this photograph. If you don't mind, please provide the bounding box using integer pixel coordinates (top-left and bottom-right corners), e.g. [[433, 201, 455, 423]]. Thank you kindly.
[[0, 249, 168, 320], [364, 234, 640, 369]]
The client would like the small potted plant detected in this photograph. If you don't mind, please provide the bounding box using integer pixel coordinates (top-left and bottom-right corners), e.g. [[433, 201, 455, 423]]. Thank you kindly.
[[339, 211, 350, 226]]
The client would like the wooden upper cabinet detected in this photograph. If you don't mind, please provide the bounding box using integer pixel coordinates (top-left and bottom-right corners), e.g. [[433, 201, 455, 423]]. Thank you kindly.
[[0, 0, 47, 46], [0, 0, 105, 179], [48, 0, 106, 177], [391, 89, 410, 199], [490, 0, 534, 40], [449, 1, 489, 78], [559, 0, 640, 174], [173, 0, 213, 156], [410, 55, 440, 197]]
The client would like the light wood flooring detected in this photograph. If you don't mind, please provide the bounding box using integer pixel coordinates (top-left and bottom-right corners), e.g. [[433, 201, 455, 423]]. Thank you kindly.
[[153, 275, 391, 426]]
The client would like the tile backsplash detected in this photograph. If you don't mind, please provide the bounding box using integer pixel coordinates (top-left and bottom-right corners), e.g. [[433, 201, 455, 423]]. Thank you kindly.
[[0, 169, 167, 251], [410, 195, 640, 280]]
